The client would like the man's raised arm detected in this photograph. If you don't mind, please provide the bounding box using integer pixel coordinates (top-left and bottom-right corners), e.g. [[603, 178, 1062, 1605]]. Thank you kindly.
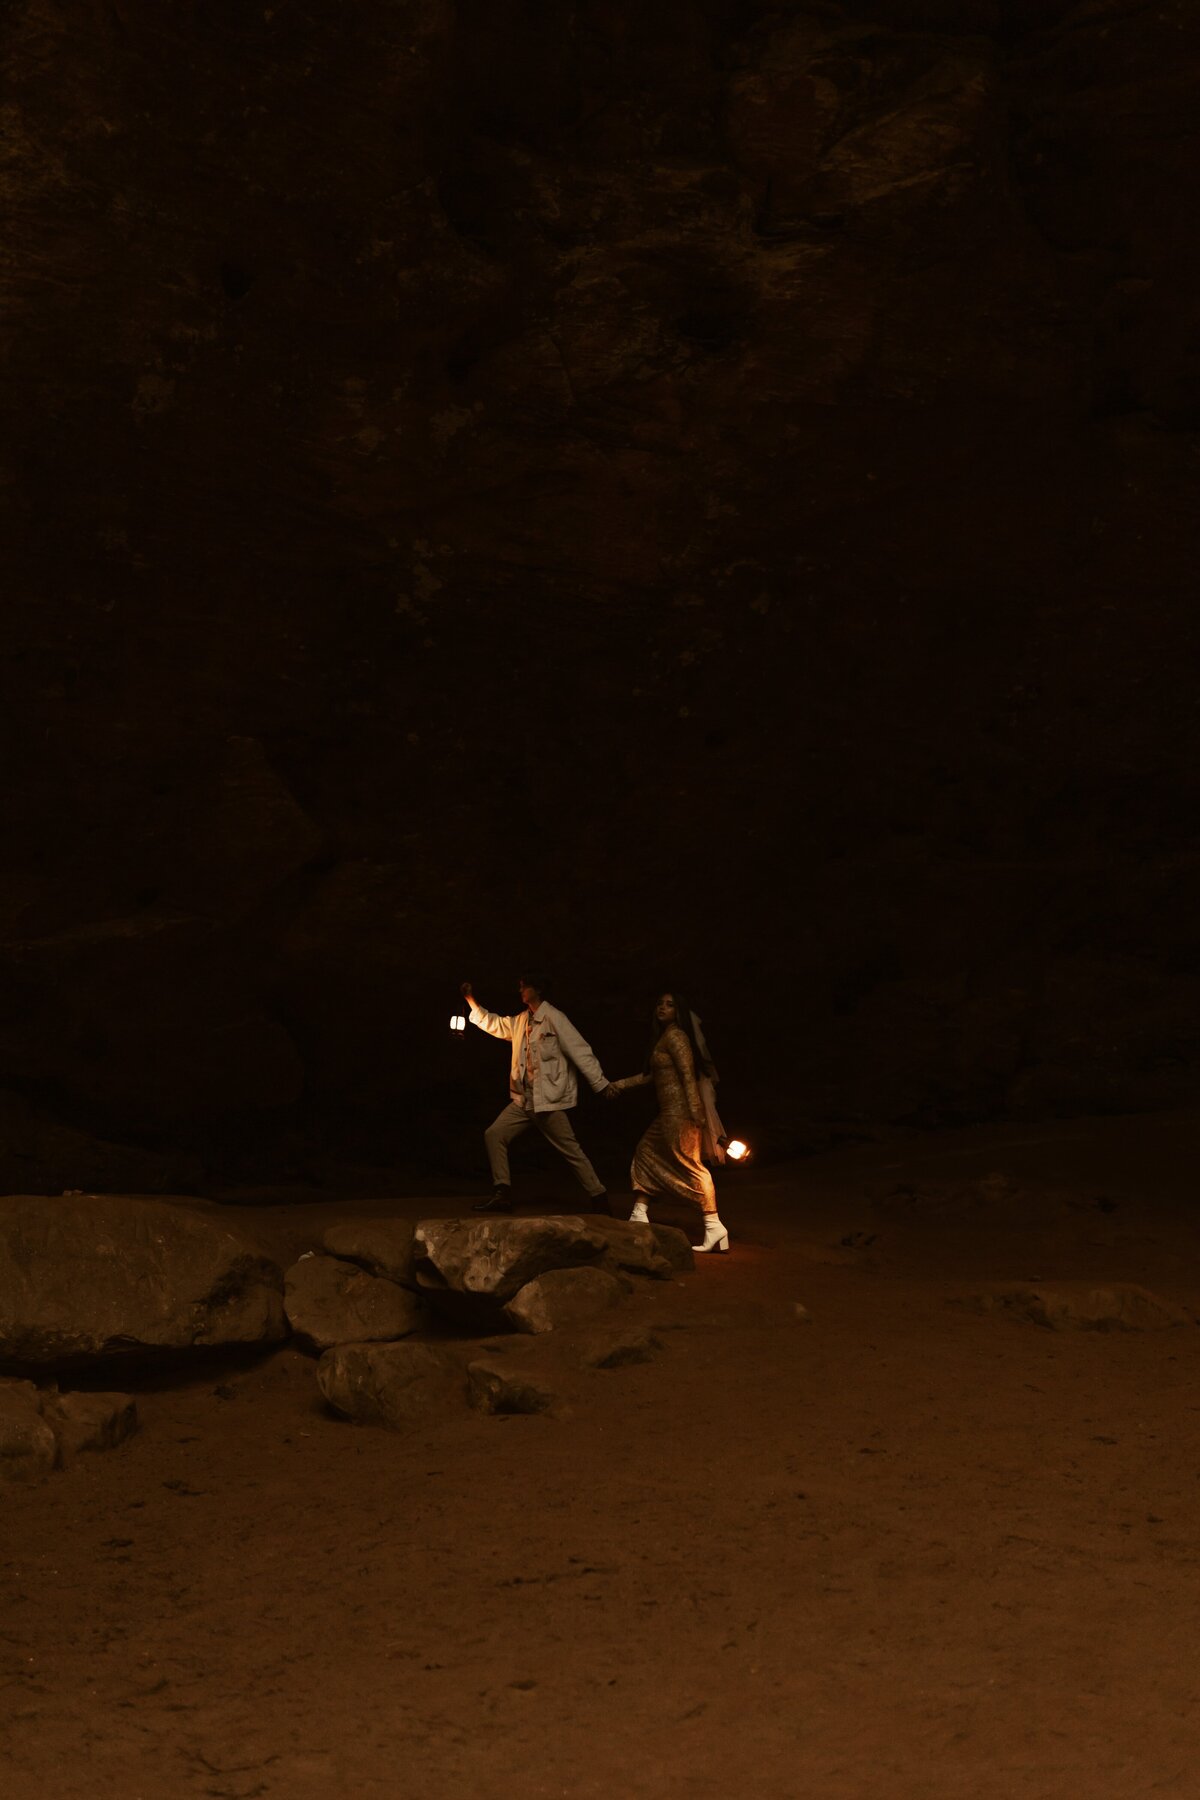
[[460, 980, 516, 1041]]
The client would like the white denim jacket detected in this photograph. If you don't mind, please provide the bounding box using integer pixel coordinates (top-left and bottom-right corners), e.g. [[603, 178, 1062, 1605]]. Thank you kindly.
[[468, 1000, 609, 1113]]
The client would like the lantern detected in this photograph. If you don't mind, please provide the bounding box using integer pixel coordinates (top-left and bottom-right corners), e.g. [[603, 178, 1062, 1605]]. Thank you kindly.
[[724, 1138, 750, 1163], [449, 1014, 467, 1035]]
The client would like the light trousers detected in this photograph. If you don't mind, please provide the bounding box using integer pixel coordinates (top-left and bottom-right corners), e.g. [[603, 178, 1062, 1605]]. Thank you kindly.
[[484, 1102, 605, 1198]]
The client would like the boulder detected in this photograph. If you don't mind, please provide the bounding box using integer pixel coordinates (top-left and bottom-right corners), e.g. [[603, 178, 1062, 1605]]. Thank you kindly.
[[504, 1266, 631, 1336], [0, 1380, 57, 1484], [650, 1225, 695, 1274], [319, 1219, 417, 1287], [962, 1283, 1191, 1332], [584, 1217, 674, 1280], [317, 1340, 466, 1429], [38, 1390, 139, 1465], [0, 1194, 286, 1363], [285, 1254, 428, 1352], [413, 1216, 609, 1304]]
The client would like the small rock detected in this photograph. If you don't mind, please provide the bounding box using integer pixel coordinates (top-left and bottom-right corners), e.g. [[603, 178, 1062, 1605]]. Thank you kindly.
[[467, 1357, 563, 1416], [0, 1381, 57, 1484], [504, 1266, 631, 1335], [40, 1390, 139, 1465]]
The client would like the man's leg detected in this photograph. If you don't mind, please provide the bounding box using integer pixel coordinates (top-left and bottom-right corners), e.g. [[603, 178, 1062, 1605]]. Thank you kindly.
[[535, 1109, 608, 1203], [483, 1102, 532, 1190]]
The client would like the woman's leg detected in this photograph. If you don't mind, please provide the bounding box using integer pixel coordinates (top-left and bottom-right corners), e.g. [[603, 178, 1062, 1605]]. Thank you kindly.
[[693, 1212, 730, 1252], [629, 1121, 667, 1218], [681, 1127, 729, 1251]]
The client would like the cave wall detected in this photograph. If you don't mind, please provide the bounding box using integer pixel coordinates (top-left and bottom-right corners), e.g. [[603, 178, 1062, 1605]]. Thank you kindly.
[[4, 0, 1199, 1188]]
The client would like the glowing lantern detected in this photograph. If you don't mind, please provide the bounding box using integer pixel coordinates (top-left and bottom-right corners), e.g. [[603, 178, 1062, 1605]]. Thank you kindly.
[[449, 1014, 466, 1035], [724, 1138, 750, 1163]]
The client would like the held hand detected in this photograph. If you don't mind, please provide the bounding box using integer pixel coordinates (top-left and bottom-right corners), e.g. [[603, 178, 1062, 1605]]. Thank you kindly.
[[460, 980, 474, 1000], [604, 1083, 620, 1099]]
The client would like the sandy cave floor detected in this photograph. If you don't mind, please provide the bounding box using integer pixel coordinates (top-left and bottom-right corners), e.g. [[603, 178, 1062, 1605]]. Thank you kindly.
[[4, 1111, 1200, 1800]]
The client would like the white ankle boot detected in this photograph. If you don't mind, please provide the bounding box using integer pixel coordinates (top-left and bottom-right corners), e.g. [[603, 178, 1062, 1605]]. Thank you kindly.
[[629, 1198, 649, 1224], [693, 1213, 730, 1253]]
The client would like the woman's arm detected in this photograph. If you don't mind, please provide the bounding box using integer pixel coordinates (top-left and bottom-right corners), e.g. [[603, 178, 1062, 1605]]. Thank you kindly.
[[609, 1072, 653, 1094]]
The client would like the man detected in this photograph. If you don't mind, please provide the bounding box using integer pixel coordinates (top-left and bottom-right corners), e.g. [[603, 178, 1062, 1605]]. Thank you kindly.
[[461, 973, 616, 1215]]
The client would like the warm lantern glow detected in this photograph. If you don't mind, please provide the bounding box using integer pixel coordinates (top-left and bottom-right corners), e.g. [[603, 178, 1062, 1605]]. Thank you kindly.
[[449, 1014, 466, 1033], [725, 1138, 749, 1162]]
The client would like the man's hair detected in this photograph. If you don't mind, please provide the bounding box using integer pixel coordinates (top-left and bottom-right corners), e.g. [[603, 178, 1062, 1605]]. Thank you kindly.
[[519, 971, 552, 998]]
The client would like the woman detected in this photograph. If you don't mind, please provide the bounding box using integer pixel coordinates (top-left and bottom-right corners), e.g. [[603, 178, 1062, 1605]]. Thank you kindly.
[[610, 993, 730, 1253]]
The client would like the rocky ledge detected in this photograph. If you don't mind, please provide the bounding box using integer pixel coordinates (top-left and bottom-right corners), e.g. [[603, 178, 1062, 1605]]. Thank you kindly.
[[0, 1193, 696, 1474]]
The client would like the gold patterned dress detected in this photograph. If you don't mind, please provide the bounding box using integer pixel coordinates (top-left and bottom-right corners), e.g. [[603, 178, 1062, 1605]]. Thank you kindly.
[[613, 1024, 718, 1215]]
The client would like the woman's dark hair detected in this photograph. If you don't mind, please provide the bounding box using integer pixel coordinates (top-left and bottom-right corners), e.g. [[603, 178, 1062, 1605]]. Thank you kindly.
[[644, 992, 703, 1074], [519, 971, 552, 998]]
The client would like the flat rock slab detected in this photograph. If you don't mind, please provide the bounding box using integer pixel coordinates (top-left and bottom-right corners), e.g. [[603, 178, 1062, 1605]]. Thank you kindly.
[[962, 1283, 1192, 1332], [504, 1266, 631, 1335], [0, 1380, 138, 1481], [319, 1219, 417, 1287], [285, 1255, 429, 1352], [413, 1216, 609, 1303], [0, 1194, 286, 1363], [317, 1340, 466, 1430]]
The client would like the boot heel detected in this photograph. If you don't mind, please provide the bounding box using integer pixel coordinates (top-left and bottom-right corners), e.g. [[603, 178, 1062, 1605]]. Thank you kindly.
[[692, 1219, 730, 1253]]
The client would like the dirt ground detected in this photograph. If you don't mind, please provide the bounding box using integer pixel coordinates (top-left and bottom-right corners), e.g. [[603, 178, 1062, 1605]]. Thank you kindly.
[[4, 1111, 1200, 1800]]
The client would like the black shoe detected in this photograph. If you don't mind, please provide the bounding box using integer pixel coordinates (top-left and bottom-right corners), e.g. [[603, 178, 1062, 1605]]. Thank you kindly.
[[583, 1191, 612, 1217], [474, 1187, 513, 1214]]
